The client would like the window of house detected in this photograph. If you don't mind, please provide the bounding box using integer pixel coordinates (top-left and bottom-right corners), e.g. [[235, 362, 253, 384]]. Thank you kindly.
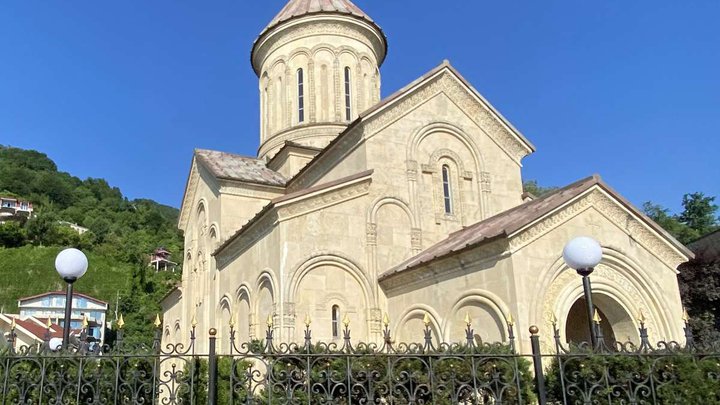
[[442, 165, 453, 214], [331, 305, 340, 338], [344, 67, 352, 121], [297, 68, 305, 123]]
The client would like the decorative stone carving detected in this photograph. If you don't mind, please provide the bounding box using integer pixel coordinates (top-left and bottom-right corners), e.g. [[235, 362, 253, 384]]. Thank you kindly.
[[366, 223, 377, 246], [509, 189, 686, 269], [278, 178, 371, 219], [363, 73, 532, 163], [411, 228, 422, 251], [480, 172, 492, 193]]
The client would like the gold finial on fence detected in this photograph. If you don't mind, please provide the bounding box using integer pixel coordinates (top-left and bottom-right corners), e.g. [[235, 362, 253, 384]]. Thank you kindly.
[[550, 312, 558, 325], [343, 313, 351, 328], [46, 318, 53, 330], [506, 314, 515, 327], [117, 314, 125, 330], [82, 315, 89, 329], [637, 309, 646, 324], [464, 312, 472, 327], [423, 312, 431, 327], [593, 309, 602, 324], [682, 308, 690, 323], [154, 314, 162, 328], [228, 315, 236, 328], [304, 313, 311, 327], [383, 313, 390, 327], [191, 314, 198, 328], [10, 317, 16, 331], [267, 314, 274, 328]]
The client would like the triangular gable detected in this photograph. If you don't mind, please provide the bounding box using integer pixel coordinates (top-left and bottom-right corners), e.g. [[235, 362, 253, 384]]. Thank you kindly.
[[361, 61, 535, 161], [287, 61, 535, 192]]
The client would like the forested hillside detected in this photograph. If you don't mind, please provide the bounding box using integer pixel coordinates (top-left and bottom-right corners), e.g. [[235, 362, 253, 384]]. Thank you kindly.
[[0, 145, 183, 343]]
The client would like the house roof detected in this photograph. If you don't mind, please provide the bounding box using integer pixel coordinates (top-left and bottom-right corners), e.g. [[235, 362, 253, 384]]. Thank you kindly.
[[380, 175, 694, 281], [195, 149, 287, 187], [18, 291, 109, 307], [0, 315, 63, 342]]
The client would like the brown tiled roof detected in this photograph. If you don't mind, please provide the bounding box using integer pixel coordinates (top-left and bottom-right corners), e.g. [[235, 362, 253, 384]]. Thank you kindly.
[[195, 149, 287, 187], [262, 0, 377, 36], [380, 175, 693, 281], [1, 315, 63, 341]]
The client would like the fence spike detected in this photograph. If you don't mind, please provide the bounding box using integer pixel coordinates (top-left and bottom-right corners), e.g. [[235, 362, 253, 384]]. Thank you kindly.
[[117, 314, 125, 329], [154, 314, 162, 328]]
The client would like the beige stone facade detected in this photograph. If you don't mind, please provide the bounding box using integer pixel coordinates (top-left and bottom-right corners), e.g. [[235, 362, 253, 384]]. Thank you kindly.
[[162, 0, 692, 355]]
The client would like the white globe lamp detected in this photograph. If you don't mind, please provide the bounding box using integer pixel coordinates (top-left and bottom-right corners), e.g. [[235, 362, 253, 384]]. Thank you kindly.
[[562, 236, 603, 348], [563, 236, 602, 275], [55, 248, 88, 282], [54, 248, 89, 349]]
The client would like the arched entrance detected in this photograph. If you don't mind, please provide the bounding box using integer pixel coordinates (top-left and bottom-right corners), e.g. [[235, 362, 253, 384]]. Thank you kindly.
[[565, 293, 637, 346]]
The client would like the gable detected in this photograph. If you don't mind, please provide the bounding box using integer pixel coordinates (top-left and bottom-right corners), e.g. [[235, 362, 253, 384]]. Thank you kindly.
[[287, 61, 535, 192]]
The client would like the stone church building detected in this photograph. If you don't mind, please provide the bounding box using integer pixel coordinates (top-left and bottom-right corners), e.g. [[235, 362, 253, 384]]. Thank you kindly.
[[162, 0, 692, 354]]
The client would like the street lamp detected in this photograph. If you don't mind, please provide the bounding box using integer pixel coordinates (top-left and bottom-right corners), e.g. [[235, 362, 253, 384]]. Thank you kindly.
[[55, 248, 88, 349], [562, 236, 603, 348]]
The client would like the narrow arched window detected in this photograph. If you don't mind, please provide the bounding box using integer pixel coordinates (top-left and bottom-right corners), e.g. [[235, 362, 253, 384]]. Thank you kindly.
[[297, 68, 305, 123], [331, 305, 340, 338], [442, 165, 453, 214], [344, 67, 352, 121]]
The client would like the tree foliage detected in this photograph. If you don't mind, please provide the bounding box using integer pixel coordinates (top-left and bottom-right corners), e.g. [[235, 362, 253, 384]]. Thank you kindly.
[[522, 180, 559, 197], [644, 192, 720, 343], [0, 145, 183, 344]]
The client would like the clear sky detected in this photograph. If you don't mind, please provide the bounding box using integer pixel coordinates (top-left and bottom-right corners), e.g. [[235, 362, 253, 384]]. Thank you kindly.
[[1, 1, 718, 213]]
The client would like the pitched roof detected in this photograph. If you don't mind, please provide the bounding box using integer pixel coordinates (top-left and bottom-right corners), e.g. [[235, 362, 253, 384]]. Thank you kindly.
[[18, 291, 108, 306], [262, 0, 377, 36], [195, 149, 287, 187], [380, 175, 693, 281]]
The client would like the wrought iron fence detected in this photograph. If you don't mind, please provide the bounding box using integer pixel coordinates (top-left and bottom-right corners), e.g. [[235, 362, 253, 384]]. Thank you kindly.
[[1, 314, 719, 404]]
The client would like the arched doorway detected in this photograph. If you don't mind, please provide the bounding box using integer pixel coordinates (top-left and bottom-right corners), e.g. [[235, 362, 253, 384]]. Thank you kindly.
[[565, 293, 637, 346]]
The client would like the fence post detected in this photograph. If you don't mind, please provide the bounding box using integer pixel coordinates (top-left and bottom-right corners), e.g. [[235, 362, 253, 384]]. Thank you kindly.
[[529, 326, 547, 405], [208, 328, 218, 405]]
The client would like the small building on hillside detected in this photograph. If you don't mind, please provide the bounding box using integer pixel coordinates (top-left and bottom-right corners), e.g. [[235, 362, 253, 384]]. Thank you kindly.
[[0, 196, 33, 222], [149, 247, 178, 272], [17, 292, 108, 345], [57, 221, 90, 235]]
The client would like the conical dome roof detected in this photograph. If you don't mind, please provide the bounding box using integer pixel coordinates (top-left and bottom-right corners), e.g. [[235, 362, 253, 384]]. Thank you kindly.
[[260, 0, 379, 37]]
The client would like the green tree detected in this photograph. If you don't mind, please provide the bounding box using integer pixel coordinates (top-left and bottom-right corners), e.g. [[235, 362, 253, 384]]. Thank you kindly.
[[0, 221, 26, 248], [678, 192, 719, 239], [522, 180, 558, 197]]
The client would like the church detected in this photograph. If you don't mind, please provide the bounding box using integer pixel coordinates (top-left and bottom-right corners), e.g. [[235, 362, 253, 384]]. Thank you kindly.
[[161, 0, 692, 355]]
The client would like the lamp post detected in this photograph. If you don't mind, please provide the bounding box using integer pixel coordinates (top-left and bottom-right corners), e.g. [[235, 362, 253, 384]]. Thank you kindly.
[[562, 236, 603, 348], [54, 248, 88, 349]]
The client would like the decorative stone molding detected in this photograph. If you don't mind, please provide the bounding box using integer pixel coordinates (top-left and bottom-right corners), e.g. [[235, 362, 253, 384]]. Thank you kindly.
[[369, 307, 383, 334], [363, 73, 532, 163], [278, 177, 371, 220], [480, 172, 492, 193], [411, 228, 422, 251], [508, 188, 686, 269], [539, 263, 656, 352], [366, 223, 377, 246], [406, 160, 418, 181], [253, 20, 386, 75], [380, 238, 509, 293]]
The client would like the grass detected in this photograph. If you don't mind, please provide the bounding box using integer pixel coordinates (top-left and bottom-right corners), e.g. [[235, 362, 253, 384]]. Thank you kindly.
[[0, 245, 133, 313]]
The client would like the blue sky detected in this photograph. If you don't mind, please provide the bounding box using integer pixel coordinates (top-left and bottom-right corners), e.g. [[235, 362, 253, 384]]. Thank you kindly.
[[1, 1, 718, 213]]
